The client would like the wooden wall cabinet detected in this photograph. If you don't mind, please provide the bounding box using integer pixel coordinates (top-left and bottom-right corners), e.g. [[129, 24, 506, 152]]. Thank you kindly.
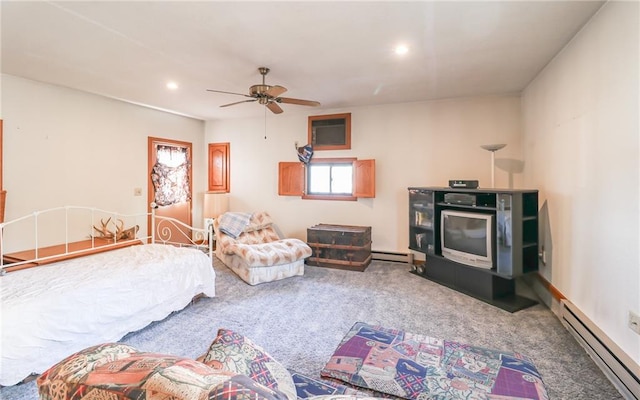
[[208, 143, 230, 192]]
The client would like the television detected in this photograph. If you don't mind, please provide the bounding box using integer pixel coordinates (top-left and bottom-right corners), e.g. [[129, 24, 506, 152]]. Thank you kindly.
[[440, 209, 493, 269]]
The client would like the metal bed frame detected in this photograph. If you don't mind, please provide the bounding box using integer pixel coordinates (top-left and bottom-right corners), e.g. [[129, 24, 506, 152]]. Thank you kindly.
[[0, 203, 213, 274]]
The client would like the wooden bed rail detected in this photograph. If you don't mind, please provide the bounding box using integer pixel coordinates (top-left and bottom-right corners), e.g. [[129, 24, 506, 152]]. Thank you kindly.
[[1, 205, 213, 274]]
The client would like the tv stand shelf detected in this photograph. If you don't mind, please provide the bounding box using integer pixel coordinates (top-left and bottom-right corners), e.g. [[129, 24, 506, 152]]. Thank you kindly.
[[408, 187, 539, 312]]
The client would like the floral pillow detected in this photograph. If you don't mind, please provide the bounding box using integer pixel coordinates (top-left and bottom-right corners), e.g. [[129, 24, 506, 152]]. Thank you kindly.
[[202, 328, 297, 400], [37, 342, 288, 400]]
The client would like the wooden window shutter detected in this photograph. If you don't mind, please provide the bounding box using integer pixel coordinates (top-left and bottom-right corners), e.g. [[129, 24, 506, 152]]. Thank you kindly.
[[353, 159, 375, 198], [208, 142, 230, 192], [278, 162, 304, 196]]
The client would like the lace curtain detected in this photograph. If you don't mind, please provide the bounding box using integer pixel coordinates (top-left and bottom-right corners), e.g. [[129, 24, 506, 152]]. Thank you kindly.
[[151, 145, 191, 206]]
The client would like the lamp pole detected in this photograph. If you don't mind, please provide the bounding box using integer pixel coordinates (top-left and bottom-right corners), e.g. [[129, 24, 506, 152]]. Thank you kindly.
[[480, 144, 507, 188]]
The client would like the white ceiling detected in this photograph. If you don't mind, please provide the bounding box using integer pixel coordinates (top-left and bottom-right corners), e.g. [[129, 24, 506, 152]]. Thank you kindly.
[[1, 1, 604, 121]]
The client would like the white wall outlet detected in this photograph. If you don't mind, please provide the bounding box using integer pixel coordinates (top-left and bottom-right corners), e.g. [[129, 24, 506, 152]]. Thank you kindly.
[[133, 187, 142, 196], [628, 311, 640, 335], [538, 247, 547, 265]]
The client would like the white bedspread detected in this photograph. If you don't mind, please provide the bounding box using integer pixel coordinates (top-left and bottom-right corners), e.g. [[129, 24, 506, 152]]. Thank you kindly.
[[0, 244, 216, 386]]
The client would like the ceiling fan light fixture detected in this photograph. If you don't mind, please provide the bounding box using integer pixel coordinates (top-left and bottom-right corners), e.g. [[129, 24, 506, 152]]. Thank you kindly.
[[206, 67, 320, 114], [394, 44, 409, 55]]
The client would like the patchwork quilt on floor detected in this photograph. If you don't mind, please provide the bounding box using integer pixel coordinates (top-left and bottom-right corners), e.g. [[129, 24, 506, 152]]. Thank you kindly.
[[321, 322, 549, 400], [291, 372, 369, 398]]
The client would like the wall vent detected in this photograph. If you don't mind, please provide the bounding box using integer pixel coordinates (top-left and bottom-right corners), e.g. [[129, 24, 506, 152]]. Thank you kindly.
[[560, 300, 640, 399], [371, 250, 414, 264]]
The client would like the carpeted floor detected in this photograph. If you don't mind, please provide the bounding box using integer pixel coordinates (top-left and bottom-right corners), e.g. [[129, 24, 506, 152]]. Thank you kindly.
[[1, 258, 623, 399]]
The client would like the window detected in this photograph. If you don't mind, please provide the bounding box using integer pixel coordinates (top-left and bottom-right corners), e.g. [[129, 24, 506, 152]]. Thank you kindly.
[[278, 158, 375, 200], [308, 162, 353, 195], [150, 145, 190, 206]]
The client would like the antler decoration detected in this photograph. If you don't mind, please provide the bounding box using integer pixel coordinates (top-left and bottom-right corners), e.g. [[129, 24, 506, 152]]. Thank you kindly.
[[92, 218, 139, 241], [118, 224, 140, 241], [93, 217, 114, 239]]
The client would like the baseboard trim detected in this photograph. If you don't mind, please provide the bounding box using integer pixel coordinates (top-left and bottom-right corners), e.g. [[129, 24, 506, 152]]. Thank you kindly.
[[561, 300, 640, 399], [371, 250, 414, 264], [535, 273, 566, 301]]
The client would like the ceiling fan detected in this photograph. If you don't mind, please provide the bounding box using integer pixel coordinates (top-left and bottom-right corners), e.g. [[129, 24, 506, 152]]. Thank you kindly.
[[207, 67, 320, 114]]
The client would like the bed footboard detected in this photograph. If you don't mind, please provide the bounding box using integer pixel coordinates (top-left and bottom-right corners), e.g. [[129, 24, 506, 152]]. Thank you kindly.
[[152, 212, 213, 259]]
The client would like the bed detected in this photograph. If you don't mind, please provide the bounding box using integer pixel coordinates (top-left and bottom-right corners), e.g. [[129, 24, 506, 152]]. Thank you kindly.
[[0, 205, 216, 386]]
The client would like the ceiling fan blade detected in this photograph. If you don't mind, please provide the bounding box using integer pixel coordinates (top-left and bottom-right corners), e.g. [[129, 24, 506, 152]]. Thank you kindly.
[[265, 85, 287, 98], [207, 89, 253, 98], [277, 97, 321, 107], [266, 101, 283, 114], [220, 99, 257, 108]]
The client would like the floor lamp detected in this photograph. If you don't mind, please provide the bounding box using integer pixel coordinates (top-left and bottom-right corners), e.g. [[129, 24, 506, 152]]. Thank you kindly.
[[480, 144, 506, 188]]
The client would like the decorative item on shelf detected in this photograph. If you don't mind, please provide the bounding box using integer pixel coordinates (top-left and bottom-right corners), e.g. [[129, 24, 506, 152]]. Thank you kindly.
[[203, 192, 229, 235], [480, 143, 507, 188], [295, 142, 314, 164]]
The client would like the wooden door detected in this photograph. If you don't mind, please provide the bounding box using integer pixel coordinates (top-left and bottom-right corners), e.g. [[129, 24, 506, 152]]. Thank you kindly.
[[148, 137, 192, 243]]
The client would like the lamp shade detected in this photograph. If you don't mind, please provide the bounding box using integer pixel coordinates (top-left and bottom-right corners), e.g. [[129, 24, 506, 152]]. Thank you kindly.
[[203, 192, 229, 219]]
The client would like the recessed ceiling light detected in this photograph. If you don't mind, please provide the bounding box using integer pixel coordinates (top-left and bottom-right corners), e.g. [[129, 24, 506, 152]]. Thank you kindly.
[[166, 81, 179, 90], [394, 44, 409, 55]]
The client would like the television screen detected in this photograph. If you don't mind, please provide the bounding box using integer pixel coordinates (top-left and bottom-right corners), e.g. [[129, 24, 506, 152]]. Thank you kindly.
[[441, 210, 493, 269]]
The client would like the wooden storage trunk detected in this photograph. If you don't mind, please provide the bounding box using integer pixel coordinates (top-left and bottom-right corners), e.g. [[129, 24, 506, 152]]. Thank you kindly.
[[306, 224, 372, 271]]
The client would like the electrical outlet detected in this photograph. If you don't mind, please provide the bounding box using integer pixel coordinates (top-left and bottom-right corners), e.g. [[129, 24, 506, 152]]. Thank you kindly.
[[538, 247, 547, 265], [629, 311, 640, 335]]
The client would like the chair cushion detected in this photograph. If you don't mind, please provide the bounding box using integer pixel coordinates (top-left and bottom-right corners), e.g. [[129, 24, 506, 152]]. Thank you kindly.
[[244, 211, 275, 232], [37, 343, 288, 400], [225, 239, 312, 267], [201, 328, 297, 400]]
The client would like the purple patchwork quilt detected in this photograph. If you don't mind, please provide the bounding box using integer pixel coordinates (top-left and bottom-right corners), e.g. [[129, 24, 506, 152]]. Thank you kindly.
[[321, 322, 549, 400]]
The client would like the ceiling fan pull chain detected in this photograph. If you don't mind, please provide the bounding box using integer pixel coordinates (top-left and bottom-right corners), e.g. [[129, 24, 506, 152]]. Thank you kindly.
[[264, 106, 267, 140]]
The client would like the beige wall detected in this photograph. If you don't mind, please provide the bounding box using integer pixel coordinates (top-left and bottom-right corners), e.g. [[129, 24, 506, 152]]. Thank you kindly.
[[1, 74, 206, 248], [1, 1, 636, 370], [205, 95, 524, 253], [522, 2, 639, 364]]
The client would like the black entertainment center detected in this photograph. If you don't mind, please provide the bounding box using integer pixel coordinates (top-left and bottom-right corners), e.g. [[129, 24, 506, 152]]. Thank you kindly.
[[408, 186, 539, 312]]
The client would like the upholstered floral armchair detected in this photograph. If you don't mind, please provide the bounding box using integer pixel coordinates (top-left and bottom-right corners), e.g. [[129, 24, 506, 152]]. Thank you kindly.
[[213, 211, 312, 285]]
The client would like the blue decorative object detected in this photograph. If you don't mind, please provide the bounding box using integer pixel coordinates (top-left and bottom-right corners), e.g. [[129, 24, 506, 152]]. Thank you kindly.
[[297, 144, 313, 164]]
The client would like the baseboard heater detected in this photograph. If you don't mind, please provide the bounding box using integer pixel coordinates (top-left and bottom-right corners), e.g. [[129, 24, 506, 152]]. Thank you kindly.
[[560, 300, 640, 399], [371, 250, 414, 264]]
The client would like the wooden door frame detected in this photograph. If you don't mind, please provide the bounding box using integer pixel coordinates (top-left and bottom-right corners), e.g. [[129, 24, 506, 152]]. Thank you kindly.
[[1, 119, 5, 223], [147, 137, 193, 237]]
